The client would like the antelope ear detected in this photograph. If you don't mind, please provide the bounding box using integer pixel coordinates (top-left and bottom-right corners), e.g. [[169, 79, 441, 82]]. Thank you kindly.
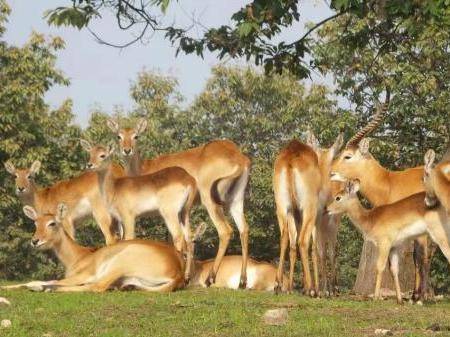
[[135, 118, 148, 134], [330, 133, 344, 157], [56, 203, 68, 223], [23, 205, 37, 221], [305, 129, 320, 151], [4, 161, 16, 175], [79, 139, 92, 152], [29, 160, 41, 176], [346, 179, 360, 195], [107, 119, 119, 133], [424, 149, 436, 175], [193, 222, 207, 241], [358, 138, 371, 156], [106, 143, 116, 156]]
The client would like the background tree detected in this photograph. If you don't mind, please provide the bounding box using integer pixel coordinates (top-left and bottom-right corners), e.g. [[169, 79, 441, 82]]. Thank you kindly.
[[311, 11, 450, 294], [0, 0, 82, 279], [45, 1, 450, 78]]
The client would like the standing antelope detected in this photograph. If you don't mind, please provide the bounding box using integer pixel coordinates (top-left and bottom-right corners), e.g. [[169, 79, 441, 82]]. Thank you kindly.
[[4, 160, 118, 244], [189, 223, 288, 291], [423, 148, 450, 210], [330, 100, 433, 301], [107, 118, 251, 288], [273, 131, 343, 295], [327, 179, 450, 304], [83, 142, 197, 281], [3, 204, 184, 292]]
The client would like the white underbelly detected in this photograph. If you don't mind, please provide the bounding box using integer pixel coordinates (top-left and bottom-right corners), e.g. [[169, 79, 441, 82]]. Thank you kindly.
[[393, 221, 427, 245], [135, 196, 159, 215], [71, 198, 92, 220]]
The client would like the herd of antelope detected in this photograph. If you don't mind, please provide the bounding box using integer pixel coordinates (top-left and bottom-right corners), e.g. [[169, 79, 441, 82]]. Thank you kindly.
[[2, 100, 450, 304]]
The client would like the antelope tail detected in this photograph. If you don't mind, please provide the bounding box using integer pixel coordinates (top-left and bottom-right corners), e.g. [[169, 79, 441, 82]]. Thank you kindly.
[[346, 89, 391, 148]]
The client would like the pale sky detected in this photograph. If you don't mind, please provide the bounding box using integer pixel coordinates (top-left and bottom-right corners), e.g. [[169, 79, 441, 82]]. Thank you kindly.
[[5, 1, 335, 127]]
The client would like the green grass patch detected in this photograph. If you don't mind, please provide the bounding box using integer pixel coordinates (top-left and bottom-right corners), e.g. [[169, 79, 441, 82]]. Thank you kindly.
[[0, 288, 449, 337]]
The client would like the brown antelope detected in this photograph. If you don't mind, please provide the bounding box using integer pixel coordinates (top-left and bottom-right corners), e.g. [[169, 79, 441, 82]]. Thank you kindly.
[[83, 142, 197, 281], [188, 223, 288, 291], [327, 179, 450, 304], [107, 118, 251, 288], [3, 160, 118, 244], [330, 101, 433, 301], [273, 131, 343, 295], [423, 148, 450, 210], [2, 204, 184, 292]]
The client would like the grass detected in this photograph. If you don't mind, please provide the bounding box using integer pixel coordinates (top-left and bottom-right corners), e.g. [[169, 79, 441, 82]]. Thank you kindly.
[[0, 287, 450, 337]]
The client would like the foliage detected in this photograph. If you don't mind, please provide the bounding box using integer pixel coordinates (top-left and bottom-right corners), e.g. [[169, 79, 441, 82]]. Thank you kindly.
[[311, 9, 450, 292], [0, 0, 82, 280], [45, 1, 450, 77]]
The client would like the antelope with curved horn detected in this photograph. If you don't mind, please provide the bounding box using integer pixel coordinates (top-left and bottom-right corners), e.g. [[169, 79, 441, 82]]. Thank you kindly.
[[327, 179, 450, 304], [3, 158, 119, 244], [2, 204, 185, 292], [83, 142, 197, 282], [273, 130, 343, 295], [423, 148, 450, 211], [189, 223, 289, 291], [106, 118, 251, 288], [330, 95, 434, 301]]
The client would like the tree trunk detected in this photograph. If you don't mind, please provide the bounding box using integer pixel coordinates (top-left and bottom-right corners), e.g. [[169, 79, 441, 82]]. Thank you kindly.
[[353, 240, 416, 296]]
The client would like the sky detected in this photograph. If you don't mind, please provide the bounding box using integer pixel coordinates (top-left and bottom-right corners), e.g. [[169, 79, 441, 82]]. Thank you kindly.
[[4, 1, 335, 127]]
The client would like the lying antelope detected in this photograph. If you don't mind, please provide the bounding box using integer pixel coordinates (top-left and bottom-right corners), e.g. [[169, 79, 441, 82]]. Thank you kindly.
[[4, 160, 118, 244], [107, 118, 251, 288], [327, 179, 450, 304], [188, 223, 288, 291], [330, 99, 433, 301], [83, 142, 197, 281], [3, 204, 185, 292], [273, 130, 343, 295], [423, 148, 450, 210]]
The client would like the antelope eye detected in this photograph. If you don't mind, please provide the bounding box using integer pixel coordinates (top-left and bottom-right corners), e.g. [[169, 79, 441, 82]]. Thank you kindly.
[[335, 196, 341, 201], [14, 174, 18, 178], [99, 154, 106, 159], [133, 135, 139, 140], [117, 135, 122, 140], [48, 222, 56, 227], [344, 155, 352, 160]]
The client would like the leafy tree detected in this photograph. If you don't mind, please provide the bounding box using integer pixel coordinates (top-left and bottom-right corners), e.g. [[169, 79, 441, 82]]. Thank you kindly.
[[45, 1, 450, 77], [311, 11, 450, 293], [0, 0, 82, 280]]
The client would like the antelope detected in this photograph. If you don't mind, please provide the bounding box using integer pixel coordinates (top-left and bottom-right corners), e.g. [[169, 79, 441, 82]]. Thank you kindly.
[[273, 130, 343, 295], [83, 142, 197, 281], [189, 223, 288, 291], [330, 99, 433, 301], [3, 160, 119, 244], [2, 204, 184, 292], [107, 118, 251, 288], [423, 148, 450, 211], [327, 179, 450, 304]]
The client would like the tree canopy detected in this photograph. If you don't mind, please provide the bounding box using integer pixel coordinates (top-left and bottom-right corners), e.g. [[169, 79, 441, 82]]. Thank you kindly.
[[45, 1, 450, 77]]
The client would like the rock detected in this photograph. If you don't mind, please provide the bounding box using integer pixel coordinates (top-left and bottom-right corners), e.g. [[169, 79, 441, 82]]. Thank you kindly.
[[0, 298, 11, 306], [374, 328, 393, 336], [1, 319, 11, 328], [263, 308, 288, 326]]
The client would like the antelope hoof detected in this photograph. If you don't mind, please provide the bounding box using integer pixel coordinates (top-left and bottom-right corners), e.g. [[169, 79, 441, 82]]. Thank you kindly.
[[205, 272, 216, 287], [397, 298, 404, 305], [239, 277, 247, 290], [309, 289, 317, 298], [184, 276, 191, 285]]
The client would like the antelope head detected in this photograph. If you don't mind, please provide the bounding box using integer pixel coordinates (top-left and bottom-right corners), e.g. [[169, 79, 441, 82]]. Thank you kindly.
[[331, 97, 390, 182], [327, 179, 361, 215], [80, 139, 115, 170], [24, 203, 68, 250], [4, 160, 41, 196], [305, 130, 344, 185], [107, 118, 147, 157]]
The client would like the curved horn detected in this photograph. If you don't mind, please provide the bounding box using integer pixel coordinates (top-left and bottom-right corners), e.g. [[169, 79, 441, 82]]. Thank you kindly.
[[346, 89, 390, 148]]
